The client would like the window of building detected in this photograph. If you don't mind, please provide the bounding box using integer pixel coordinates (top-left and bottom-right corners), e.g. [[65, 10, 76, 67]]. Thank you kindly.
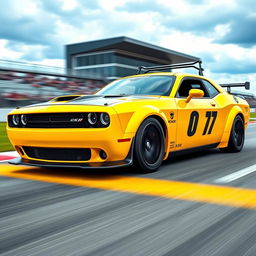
[[116, 66, 136, 77], [115, 54, 156, 68]]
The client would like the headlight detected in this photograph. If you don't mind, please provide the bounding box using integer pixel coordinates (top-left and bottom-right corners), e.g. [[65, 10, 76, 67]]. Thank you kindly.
[[100, 113, 110, 126], [88, 112, 97, 125], [12, 115, 20, 126], [21, 114, 28, 126]]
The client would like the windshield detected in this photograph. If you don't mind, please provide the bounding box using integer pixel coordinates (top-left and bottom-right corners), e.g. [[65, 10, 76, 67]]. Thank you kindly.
[[97, 75, 175, 96]]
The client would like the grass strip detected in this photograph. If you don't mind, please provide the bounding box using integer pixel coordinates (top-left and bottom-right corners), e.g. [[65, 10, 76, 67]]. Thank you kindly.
[[0, 122, 14, 152]]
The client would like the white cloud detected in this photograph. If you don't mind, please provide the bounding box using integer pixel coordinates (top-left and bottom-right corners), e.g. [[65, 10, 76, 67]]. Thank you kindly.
[[30, 58, 65, 67], [0, 0, 255, 95], [214, 24, 231, 37], [53, 20, 102, 45], [59, 0, 78, 11], [0, 40, 23, 59]]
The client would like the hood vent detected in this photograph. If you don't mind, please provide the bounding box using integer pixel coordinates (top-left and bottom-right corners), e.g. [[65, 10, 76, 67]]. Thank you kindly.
[[51, 95, 81, 102]]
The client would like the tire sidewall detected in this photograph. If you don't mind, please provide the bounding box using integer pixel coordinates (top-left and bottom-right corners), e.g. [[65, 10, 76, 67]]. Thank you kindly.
[[229, 115, 245, 152], [133, 117, 165, 172]]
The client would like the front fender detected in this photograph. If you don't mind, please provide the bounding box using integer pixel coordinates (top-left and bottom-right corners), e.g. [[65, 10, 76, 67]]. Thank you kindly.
[[218, 106, 243, 148], [124, 106, 169, 159], [124, 105, 168, 134]]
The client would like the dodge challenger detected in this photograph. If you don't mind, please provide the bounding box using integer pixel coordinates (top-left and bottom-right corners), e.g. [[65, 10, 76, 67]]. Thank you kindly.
[[7, 61, 250, 172]]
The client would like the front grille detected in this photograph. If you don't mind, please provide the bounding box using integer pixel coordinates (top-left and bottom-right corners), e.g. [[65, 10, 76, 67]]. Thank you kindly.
[[8, 113, 109, 128], [27, 113, 86, 128], [23, 147, 91, 161]]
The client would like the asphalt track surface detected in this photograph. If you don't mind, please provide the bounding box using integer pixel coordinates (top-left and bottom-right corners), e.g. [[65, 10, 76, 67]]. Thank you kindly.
[[0, 124, 256, 256]]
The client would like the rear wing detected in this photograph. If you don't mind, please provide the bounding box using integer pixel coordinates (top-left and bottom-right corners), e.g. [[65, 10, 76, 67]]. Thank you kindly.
[[220, 82, 250, 93]]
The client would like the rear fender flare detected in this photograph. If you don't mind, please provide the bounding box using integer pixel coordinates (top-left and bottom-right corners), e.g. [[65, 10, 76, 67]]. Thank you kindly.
[[219, 106, 243, 148]]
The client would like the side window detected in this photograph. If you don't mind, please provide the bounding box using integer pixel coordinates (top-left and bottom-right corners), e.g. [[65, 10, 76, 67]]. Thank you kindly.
[[176, 79, 209, 98], [202, 80, 219, 98]]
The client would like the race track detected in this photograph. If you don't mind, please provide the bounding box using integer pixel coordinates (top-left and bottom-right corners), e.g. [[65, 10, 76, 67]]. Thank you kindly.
[[0, 124, 256, 256]]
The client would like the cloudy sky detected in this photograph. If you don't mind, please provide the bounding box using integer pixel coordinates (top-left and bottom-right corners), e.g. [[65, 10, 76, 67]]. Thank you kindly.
[[0, 0, 255, 93]]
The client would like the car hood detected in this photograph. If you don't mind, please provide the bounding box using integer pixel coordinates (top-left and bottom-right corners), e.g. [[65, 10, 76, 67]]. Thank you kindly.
[[69, 95, 161, 106], [22, 95, 162, 108]]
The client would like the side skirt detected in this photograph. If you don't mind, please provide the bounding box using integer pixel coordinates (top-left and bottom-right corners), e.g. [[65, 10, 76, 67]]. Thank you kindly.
[[169, 142, 220, 157]]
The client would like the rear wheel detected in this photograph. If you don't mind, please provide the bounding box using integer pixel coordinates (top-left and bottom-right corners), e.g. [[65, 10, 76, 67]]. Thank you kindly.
[[220, 115, 244, 153], [133, 118, 165, 172]]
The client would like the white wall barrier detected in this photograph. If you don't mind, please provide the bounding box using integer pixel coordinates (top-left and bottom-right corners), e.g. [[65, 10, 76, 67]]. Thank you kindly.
[[250, 108, 256, 113], [0, 109, 13, 122]]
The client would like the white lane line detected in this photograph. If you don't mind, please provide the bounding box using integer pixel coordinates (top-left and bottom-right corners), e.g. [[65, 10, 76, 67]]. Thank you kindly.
[[215, 164, 256, 183]]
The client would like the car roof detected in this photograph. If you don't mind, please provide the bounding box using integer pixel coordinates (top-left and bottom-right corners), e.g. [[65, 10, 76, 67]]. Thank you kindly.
[[119, 72, 205, 80]]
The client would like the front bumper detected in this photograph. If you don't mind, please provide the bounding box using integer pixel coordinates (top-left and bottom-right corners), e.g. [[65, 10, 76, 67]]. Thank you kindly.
[[9, 139, 134, 169], [7, 106, 135, 164]]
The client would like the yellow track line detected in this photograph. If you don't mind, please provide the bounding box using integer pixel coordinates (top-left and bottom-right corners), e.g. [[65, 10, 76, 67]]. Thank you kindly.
[[1, 164, 256, 209]]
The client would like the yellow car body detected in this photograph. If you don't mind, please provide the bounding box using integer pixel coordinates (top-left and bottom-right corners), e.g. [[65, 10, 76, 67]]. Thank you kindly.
[[7, 72, 250, 172]]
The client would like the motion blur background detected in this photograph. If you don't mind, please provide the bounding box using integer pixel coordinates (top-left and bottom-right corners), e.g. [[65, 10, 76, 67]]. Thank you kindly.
[[2, 2, 256, 255], [1, 0, 256, 151]]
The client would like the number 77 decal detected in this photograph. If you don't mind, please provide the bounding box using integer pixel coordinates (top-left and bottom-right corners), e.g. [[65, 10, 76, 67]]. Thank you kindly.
[[203, 111, 218, 135]]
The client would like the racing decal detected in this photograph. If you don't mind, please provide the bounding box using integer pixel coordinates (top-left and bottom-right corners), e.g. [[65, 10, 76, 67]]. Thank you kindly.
[[187, 111, 218, 136], [202, 111, 217, 135], [233, 95, 239, 103], [187, 111, 199, 136], [168, 111, 176, 123], [170, 141, 175, 149]]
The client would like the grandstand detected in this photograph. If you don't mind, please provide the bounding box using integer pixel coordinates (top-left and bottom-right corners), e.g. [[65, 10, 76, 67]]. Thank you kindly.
[[0, 59, 104, 80], [0, 71, 105, 108], [0, 59, 106, 108], [0, 58, 255, 109], [231, 90, 256, 108]]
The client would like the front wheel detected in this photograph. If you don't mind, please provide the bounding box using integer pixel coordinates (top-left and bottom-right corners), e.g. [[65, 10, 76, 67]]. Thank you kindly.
[[133, 118, 165, 172], [220, 115, 245, 153]]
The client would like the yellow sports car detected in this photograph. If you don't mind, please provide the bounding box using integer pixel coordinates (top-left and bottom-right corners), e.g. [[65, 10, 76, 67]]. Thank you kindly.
[[7, 61, 250, 172]]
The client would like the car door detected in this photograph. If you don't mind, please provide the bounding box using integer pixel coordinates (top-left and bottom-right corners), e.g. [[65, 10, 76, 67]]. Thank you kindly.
[[200, 79, 226, 143], [174, 77, 222, 150]]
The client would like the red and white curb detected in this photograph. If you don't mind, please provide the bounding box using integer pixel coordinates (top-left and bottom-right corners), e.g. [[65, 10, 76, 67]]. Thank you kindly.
[[0, 151, 19, 163]]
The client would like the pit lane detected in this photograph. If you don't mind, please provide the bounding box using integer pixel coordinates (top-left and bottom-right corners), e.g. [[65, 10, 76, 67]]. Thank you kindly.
[[0, 124, 255, 256]]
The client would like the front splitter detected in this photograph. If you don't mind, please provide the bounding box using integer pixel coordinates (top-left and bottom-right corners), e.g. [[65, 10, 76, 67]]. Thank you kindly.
[[8, 157, 132, 169]]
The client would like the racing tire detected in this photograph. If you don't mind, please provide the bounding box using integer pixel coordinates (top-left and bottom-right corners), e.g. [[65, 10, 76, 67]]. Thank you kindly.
[[220, 115, 245, 153], [133, 117, 165, 173]]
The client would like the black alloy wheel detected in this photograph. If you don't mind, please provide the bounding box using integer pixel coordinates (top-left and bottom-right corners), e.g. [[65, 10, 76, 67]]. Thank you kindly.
[[133, 117, 165, 172], [220, 115, 245, 153]]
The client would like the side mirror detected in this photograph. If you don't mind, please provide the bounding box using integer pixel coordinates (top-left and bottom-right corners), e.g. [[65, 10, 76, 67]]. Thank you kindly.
[[185, 89, 204, 103]]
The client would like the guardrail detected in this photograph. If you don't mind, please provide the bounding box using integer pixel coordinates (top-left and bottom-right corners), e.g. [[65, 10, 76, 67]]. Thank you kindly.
[[0, 58, 105, 81]]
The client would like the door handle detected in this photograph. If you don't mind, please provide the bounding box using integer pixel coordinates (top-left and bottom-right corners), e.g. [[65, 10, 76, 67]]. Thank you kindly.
[[210, 102, 216, 107]]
